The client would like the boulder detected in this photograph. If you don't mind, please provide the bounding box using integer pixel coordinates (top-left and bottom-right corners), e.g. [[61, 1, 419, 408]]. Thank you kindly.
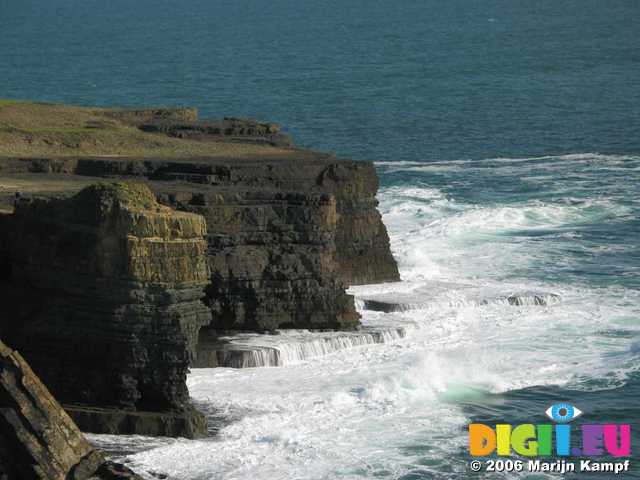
[[0, 340, 93, 479]]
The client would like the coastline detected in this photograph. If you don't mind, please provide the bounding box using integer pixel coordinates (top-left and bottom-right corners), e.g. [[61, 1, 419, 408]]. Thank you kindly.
[[0, 100, 401, 477]]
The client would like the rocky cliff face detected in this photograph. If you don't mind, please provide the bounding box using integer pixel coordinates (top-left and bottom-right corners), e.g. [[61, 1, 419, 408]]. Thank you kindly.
[[20, 154, 399, 334], [316, 162, 399, 286], [0, 340, 104, 479], [0, 182, 211, 437], [0, 154, 398, 433], [0, 340, 142, 480], [0, 106, 400, 439]]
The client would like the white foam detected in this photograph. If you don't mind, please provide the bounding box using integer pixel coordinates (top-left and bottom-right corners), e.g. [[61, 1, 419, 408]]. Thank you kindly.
[[373, 152, 640, 167], [377, 182, 634, 283], [98, 155, 640, 479], [375, 153, 640, 177], [121, 279, 639, 479], [205, 327, 410, 368]]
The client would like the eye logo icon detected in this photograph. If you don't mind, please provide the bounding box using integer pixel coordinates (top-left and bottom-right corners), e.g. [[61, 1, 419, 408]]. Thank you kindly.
[[545, 403, 582, 423]]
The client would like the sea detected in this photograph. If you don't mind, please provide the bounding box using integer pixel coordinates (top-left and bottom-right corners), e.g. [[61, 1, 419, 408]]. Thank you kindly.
[[1, 1, 638, 479]]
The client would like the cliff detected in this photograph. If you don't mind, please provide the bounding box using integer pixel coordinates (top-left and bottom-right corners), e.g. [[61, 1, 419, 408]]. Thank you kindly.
[[0, 101, 399, 437], [1, 155, 399, 330], [0, 182, 212, 437]]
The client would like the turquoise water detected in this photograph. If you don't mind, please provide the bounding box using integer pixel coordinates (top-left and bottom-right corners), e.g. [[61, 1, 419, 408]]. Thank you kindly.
[[2, 1, 638, 478]]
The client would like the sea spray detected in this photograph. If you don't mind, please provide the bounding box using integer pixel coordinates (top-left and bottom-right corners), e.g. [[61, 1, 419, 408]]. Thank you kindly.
[[101, 154, 640, 479]]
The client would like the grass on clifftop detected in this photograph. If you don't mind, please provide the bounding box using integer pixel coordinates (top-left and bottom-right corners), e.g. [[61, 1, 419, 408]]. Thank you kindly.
[[19, 181, 160, 223], [0, 100, 292, 158], [0, 99, 27, 107], [73, 181, 159, 213]]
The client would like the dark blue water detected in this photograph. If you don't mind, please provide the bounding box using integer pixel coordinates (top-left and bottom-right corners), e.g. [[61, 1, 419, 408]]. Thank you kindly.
[[1, 0, 639, 161], [458, 374, 640, 479], [374, 153, 640, 478], [1, 1, 638, 478]]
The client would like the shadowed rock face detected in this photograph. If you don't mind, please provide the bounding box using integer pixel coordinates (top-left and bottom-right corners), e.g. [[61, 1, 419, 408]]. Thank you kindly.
[[17, 155, 398, 332], [0, 340, 104, 479], [316, 162, 399, 286], [0, 340, 143, 479], [0, 99, 399, 332], [0, 105, 399, 442], [0, 182, 211, 437], [170, 189, 359, 332], [0, 153, 399, 434], [137, 117, 292, 147]]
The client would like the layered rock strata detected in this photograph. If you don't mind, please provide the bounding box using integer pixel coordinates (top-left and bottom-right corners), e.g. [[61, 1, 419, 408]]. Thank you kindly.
[[1, 155, 398, 332], [0, 104, 399, 445], [0, 182, 211, 437], [315, 162, 399, 285], [0, 340, 141, 480], [138, 116, 292, 147], [194, 326, 408, 368]]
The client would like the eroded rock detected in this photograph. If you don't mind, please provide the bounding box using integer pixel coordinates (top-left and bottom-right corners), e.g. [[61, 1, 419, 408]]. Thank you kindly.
[[0, 339, 102, 479], [0, 153, 399, 356], [0, 340, 143, 479], [54, 155, 398, 330], [0, 182, 211, 437]]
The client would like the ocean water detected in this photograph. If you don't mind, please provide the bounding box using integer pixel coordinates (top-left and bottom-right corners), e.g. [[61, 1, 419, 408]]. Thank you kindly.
[[1, 1, 639, 479]]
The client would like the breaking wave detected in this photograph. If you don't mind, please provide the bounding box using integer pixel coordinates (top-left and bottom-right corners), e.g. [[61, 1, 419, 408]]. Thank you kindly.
[[99, 153, 640, 480]]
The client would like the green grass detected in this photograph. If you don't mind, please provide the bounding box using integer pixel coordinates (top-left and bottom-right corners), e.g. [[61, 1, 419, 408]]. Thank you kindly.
[[0, 99, 294, 158], [0, 99, 28, 110], [16, 127, 92, 134], [0, 127, 93, 135]]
